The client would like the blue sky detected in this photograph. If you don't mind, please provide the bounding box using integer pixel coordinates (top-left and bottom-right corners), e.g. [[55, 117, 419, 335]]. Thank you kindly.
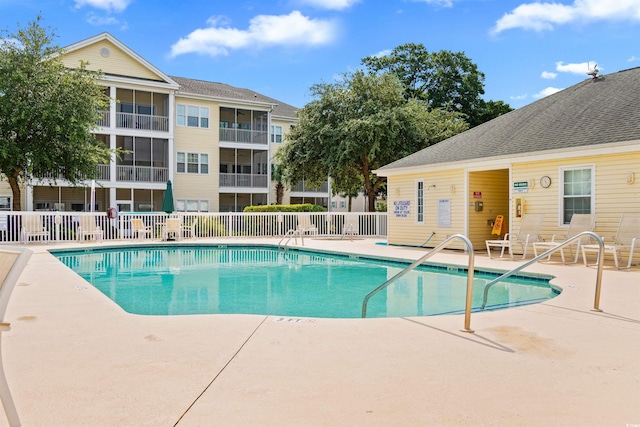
[[2, 0, 640, 109]]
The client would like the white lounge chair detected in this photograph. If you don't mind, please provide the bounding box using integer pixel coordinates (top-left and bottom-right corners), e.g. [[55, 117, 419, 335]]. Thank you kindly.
[[533, 213, 595, 263], [162, 218, 183, 241], [486, 213, 544, 259], [21, 214, 50, 244], [581, 213, 640, 269], [341, 215, 359, 241], [77, 215, 104, 242], [0, 246, 33, 427], [131, 218, 152, 240]]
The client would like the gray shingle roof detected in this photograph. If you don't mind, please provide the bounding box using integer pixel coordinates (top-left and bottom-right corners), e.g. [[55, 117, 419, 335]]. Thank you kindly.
[[170, 76, 298, 119], [380, 67, 640, 171]]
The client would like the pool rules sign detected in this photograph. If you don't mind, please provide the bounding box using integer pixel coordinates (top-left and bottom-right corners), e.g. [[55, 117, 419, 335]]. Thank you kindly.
[[393, 200, 410, 218]]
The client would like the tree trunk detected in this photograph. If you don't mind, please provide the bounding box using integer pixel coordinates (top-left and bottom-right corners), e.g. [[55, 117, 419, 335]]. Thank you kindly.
[[276, 183, 284, 205], [8, 175, 22, 211]]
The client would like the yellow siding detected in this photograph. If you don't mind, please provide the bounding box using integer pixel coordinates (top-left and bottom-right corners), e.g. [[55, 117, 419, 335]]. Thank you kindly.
[[511, 152, 640, 239], [62, 40, 164, 82], [387, 169, 465, 249], [173, 97, 220, 211], [468, 169, 509, 248]]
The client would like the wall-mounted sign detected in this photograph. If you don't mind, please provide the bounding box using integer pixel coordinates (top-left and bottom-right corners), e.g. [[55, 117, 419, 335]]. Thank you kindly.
[[473, 191, 482, 198], [513, 181, 529, 193], [437, 199, 451, 228], [0, 215, 7, 232], [393, 200, 410, 218]]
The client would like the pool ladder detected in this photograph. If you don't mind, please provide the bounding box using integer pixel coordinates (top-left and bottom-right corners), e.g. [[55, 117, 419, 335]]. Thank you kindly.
[[361, 231, 606, 333], [278, 229, 304, 249]]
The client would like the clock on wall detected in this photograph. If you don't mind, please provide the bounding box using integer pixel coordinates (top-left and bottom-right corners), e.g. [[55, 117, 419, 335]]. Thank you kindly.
[[540, 175, 552, 188]]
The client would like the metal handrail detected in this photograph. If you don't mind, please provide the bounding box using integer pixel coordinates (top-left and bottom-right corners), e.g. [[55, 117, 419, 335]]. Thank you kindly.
[[278, 229, 302, 249], [362, 234, 477, 333], [480, 231, 605, 311]]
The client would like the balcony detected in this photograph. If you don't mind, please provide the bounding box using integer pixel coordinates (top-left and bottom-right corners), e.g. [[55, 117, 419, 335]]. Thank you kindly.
[[116, 112, 169, 132], [219, 128, 268, 145], [293, 181, 329, 193], [219, 173, 268, 188], [117, 165, 168, 183]]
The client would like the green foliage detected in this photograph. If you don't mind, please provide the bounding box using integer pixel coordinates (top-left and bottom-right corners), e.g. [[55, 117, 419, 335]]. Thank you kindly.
[[276, 70, 467, 211], [0, 17, 112, 210], [244, 203, 326, 213], [193, 217, 228, 237], [375, 202, 387, 212], [362, 43, 512, 127]]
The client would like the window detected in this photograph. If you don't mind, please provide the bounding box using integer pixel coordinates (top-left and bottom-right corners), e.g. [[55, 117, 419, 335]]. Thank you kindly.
[[271, 125, 283, 143], [177, 152, 209, 174], [177, 104, 209, 128], [416, 180, 424, 223], [0, 196, 11, 211], [176, 200, 209, 212], [561, 165, 594, 224]]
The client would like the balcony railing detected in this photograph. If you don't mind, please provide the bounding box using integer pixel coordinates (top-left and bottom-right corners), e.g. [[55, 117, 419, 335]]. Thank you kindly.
[[219, 173, 268, 188], [116, 112, 169, 132], [219, 128, 268, 145], [293, 181, 329, 193], [117, 165, 168, 183], [97, 111, 110, 127]]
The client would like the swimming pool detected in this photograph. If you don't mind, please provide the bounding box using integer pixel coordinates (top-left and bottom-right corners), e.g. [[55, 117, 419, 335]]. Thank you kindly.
[[52, 245, 559, 318]]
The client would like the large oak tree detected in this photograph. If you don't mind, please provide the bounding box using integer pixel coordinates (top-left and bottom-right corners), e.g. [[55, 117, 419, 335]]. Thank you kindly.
[[362, 43, 512, 127], [276, 71, 467, 212], [0, 18, 112, 211]]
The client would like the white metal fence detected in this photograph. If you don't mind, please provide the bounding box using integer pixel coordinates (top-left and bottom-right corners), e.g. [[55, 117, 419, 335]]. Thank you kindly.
[[0, 211, 388, 244]]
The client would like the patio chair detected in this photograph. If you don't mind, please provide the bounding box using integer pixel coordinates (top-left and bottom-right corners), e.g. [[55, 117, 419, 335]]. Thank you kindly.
[[533, 213, 595, 263], [77, 215, 104, 242], [131, 218, 152, 240], [162, 218, 183, 241], [21, 214, 50, 244], [341, 215, 359, 241], [182, 217, 198, 239], [0, 246, 33, 427], [486, 213, 544, 259], [581, 213, 640, 269], [297, 215, 318, 236]]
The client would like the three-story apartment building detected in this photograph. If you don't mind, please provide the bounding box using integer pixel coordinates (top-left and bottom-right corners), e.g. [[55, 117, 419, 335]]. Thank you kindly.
[[0, 33, 330, 213]]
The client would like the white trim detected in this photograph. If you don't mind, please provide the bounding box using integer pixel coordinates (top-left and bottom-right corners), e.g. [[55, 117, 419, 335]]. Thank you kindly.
[[558, 164, 595, 227], [376, 140, 640, 177], [416, 179, 424, 224], [63, 33, 180, 89]]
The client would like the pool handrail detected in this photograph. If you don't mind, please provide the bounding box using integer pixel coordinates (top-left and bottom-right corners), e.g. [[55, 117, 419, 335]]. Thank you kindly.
[[480, 231, 605, 311], [361, 234, 476, 333]]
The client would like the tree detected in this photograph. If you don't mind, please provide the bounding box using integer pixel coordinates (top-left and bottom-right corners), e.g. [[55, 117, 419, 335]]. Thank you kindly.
[[271, 163, 286, 205], [362, 43, 511, 127], [276, 71, 467, 212], [0, 17, 112, 211]]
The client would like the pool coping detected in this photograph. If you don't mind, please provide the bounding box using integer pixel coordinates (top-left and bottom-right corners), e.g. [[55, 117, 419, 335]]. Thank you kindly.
[[3, 237, 640, 426]]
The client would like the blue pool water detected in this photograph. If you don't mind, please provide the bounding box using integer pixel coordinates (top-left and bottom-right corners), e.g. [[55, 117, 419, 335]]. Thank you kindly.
[[53, 246, 558, 318]]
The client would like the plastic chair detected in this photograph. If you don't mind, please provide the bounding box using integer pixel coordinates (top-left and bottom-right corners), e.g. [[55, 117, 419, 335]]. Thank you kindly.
[[21, 215, 49, 244], [77, 215, 104, 242], [131, 218, 152, 240], [582, 213, 640, 269], [486, 214, 544, 259], [533, 214, 595, 263]]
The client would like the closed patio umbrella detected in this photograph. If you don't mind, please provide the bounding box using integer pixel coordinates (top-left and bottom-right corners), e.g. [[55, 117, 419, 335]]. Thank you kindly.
[[161, 180, 175, 214]]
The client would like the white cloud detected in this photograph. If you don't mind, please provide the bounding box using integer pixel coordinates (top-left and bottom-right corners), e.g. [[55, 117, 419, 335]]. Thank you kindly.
[[372, 49, 392, 58], [534, 86, 562, 98], [170, 11, 337, 58], [492, 0, 640, 34], [409, 0, 454, 7], [510, 94, 527, 101], [86, 13, 120, 26], [541, 71, 557, 79], [555, 61, 599, 74], [299, 0, 360, 10], [74, 0, 131, 13], [628, 55, 640, 62]]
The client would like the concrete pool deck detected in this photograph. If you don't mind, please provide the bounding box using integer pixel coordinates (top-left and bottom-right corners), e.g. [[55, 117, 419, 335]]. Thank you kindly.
[[2, 237, 639, 426]]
